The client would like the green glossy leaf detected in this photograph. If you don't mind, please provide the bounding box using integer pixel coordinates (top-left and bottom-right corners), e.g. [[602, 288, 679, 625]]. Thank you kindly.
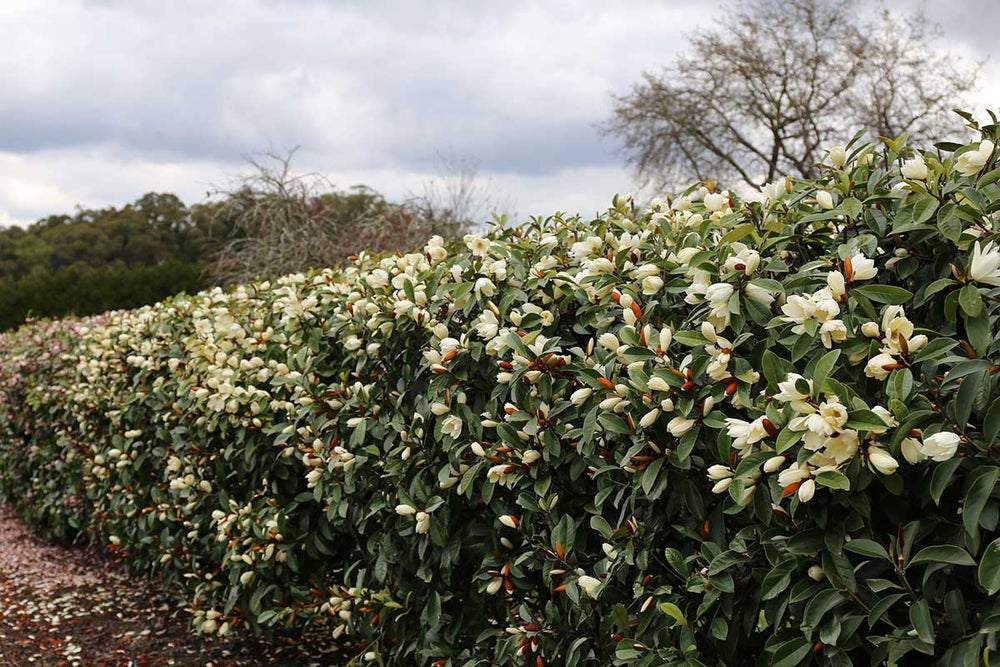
[[979, 539, 1000, 595], [811, 349, 840, 400], [761, 559, 798, 600], [910, 599, 934, 645], [843, 538, 890, 561], [816, 470, 850, 491], [852, 284, 913, 305], [658, 602, 688, 626], [930, 458, 964, 505], [912, 194, 939, 224], [963, 467, 998, 536], [958, 284, 983, 317], [909, 545, 976, 567]]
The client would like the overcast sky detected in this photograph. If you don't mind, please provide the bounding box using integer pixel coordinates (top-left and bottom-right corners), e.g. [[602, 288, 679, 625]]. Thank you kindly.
[[0, 0, 996, 227]]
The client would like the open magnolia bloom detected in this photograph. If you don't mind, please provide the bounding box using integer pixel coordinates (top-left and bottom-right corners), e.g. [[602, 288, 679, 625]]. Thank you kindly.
[[1, 119, 999, 665]]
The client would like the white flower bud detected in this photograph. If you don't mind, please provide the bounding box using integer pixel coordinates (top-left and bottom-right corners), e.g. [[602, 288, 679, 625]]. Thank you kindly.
[[861, 322, 880, 338], [763, 455, 786, 473]]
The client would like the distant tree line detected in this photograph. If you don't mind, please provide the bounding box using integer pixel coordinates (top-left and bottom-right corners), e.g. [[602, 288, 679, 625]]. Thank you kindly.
[[0, 157, 492, 330], [0, 193, 225, 331]]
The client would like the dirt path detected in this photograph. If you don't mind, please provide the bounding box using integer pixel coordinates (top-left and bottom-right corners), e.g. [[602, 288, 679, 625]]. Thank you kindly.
[[0, 505, 349, 666]]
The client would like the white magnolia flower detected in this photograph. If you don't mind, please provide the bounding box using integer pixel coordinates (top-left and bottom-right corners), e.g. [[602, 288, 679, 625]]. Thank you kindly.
[[474, 278, 496, 297], [828, 146, 847, 167], [827, 271, 846, 299], [487, 464, 511, 484], [901, 156, 928, 180], [521, 449, 541, 464], [578, 574, 602, 599], [701, 321, 718, 344], [868, 446, 899, 475], [476, 310, 500, 340], [760, 180, 786, 202], [920, 431, 960, 462], [774, 374, 812, 413], [778, 464, 810, 487], [901, 437, 925, 464], [712, 477, 733, 494], [804, 399, 848, 437], [570, 387, 593, 405], [639, 408, 660, 428], [956, 140, 995, 177], [425, 235, 448, 260], [871, 406, 898, 429], [442, 415, 463, 439], [705, 282, 734, 328], [464, 234, 490, 256], [633, 263, 659, 280], [865, 353, 897, 381], [684, 269, 712, 305], [707, 464, 735, 480], [598, 333, 620, 352], [823, 430, 859, 464], [816, 191, 835, 210], [849, 253, 877, 281], [667, 417, 696, 437], [647, 376, 671, 392], [819, 319, 847, 348], [763, 455, 786, 473], [970, 241, 1000, 286], [641, 275, 665, 295], [724, 417, 768, 455], [781, 295, 816, 325], [704, 192, 728, 212]]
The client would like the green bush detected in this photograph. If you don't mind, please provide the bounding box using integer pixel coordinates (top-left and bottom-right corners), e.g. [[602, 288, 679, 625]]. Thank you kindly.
[[3, 115, 1000, 665], [0, 261, 207, 331]]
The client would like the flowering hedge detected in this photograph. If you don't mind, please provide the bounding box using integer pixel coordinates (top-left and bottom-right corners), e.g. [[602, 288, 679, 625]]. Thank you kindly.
[[4, 116, 1000, 665]]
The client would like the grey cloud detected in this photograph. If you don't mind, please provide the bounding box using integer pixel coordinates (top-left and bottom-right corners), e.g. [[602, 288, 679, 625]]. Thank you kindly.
[[0, 0, 995, 225], [0, 0, 703, 174]]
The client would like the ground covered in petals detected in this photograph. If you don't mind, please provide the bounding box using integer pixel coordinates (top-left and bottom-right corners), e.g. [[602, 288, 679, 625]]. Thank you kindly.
[[0, 505, 348, 666]]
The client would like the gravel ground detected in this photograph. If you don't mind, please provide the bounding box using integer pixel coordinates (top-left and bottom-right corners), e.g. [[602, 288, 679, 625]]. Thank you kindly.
[[0, 504, 352, 666]]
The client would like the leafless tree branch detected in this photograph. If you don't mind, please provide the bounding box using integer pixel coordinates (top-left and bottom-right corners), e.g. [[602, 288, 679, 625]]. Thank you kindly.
[[603, 0, 979, 190]]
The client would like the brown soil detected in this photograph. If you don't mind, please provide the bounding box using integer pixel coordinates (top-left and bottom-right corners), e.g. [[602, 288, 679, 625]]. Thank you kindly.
[[0, 505, 352, 666]]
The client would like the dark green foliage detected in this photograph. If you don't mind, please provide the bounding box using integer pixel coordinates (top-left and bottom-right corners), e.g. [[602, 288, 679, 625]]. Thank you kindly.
[[0, 192, 226, 330]]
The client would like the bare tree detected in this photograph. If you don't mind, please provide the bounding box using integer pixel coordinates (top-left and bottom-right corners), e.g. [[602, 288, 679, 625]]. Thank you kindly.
[[208, 151, 497, 285], [412, 153, 510, 230], [850, 8, 979, 142], [604, 0, 979, 191]]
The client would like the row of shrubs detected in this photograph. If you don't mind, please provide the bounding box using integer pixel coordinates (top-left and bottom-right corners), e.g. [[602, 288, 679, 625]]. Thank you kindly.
[[2, 116, 1000, 665]]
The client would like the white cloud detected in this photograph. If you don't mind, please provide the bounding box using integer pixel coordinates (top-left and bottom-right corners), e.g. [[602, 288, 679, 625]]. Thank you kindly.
[[0, 145, 632, 227], [0, 148, 227, 224]]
